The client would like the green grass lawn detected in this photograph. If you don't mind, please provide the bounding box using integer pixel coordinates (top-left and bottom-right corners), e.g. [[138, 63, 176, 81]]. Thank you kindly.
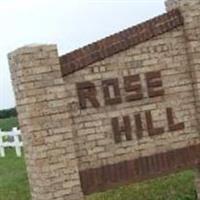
[[0, 117, 198, 200], [0, 117, 18, 131], [0, 149, 31, 200], [88, 171, 197, 200]]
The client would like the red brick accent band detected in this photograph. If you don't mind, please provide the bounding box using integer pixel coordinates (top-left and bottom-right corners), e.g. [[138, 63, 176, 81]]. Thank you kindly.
[[60, 9, 183, 77], [79, 144, 200, 195]]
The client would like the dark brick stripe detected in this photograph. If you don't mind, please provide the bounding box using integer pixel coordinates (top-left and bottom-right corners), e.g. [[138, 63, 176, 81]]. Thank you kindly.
[[60, 9, 184, 77], [79, 144, 200, 195]]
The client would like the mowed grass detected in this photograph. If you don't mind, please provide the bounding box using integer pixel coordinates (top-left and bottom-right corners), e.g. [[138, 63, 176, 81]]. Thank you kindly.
[[0, 117, 30, 200], [87, 171, 197, 200], [0, 149, 31, 200], [0, 117, 18, 131], [0, 117, 198, 200]]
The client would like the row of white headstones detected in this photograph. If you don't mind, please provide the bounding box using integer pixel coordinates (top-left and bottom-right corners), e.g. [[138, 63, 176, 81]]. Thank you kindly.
[[0, 127, 23, 157]]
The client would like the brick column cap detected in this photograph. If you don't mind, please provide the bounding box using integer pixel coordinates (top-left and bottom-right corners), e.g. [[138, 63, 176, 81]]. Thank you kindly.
[[8, 44, 57, 58], [165, 0, 200, 11]]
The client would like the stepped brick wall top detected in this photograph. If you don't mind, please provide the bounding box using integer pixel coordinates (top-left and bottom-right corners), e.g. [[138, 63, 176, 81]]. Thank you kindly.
[[60, 9, 183, 76]]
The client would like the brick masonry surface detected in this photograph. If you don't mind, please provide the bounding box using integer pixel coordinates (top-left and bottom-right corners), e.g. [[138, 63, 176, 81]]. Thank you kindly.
[[8, 0, 200, 200], [80, 144, 200, 194], [60, 9, 183, 76], [63, 26, 200, 194]]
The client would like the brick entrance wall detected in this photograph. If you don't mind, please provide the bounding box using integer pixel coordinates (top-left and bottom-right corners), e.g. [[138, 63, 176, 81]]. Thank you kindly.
[[8, 0, 200, 200]]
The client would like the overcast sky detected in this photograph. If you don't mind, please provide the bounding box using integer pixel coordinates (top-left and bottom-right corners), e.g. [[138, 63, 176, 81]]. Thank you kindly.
[[0, 0, 166, 109]]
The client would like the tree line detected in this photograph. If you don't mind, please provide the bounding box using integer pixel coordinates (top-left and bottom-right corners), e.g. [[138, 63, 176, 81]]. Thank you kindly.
[[0, 108, 17, 119]]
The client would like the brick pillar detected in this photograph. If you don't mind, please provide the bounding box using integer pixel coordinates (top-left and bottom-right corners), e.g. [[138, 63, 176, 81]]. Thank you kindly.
[[165, 0, 200, 198], [8, 45, 84, 200], [165, 0, 200, 123]]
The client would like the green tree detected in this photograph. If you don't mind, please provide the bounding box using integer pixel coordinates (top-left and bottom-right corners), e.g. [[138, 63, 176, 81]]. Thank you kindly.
[[0, 108, 17, 119]]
